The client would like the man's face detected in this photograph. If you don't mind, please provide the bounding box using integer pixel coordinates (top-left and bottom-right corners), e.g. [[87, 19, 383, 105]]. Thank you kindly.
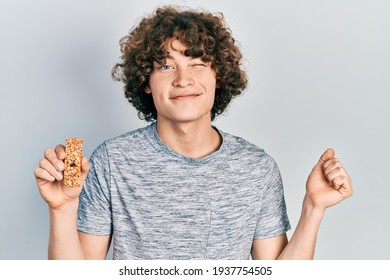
[[145, 39, 217, 124]]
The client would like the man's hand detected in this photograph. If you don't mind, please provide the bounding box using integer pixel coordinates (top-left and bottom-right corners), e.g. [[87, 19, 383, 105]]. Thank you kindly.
[[34, 144, 90, 210], [305, 148, 353, 210]]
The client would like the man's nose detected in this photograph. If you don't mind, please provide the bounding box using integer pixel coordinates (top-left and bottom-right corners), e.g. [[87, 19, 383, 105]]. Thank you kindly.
[[172, 68, 194, 87]]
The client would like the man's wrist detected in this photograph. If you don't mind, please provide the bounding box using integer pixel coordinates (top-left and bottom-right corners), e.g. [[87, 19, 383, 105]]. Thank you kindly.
[[302, 195, 325, 221], [49, 198, 79, 216]]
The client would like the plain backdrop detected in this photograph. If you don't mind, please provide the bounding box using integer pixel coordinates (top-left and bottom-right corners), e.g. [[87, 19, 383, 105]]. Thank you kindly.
[[0, 0, 389, 259]]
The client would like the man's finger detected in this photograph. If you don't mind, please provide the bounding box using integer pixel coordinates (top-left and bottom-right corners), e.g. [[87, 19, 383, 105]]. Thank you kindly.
[[34, 167, 55, 182], [332, 175, 353, 197], [44, 147, 64, 172], [80, 156, 91, 184], [313, 148, 335, 170], [55, 144, 66, 160], [39, 158, 63, 181]]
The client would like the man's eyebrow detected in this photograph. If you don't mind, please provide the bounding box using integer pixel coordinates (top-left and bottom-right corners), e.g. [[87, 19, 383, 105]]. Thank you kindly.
[[153, 54, 173, 65], [164, 53, 174, 59], [156, 52, 205, 63]]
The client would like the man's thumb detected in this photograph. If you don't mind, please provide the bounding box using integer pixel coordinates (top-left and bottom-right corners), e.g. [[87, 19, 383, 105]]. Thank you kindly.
[[80, 156, 91, 183], [314, 148, 335, 169]]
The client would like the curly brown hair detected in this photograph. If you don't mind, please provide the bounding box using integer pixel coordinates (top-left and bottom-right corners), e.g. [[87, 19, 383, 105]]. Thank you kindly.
[[112, 6, 248, 121]]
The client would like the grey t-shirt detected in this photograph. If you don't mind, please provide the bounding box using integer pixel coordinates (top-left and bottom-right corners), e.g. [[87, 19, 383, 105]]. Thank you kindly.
[[77, 122, 290, 259]]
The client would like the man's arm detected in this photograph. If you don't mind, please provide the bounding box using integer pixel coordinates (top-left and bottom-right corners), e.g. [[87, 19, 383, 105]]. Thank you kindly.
[[252, 201, 323, 259], [252, 234, 288, 260], [48, 199, 111, 260], [79, 232, 111, 260], [252, 149, 352, 260], [35, 144, 111, 259]]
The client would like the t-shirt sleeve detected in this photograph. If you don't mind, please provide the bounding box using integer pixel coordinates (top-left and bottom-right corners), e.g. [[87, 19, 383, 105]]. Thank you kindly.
[[77, 143, 112, 235], [253, 155, 291, 239]]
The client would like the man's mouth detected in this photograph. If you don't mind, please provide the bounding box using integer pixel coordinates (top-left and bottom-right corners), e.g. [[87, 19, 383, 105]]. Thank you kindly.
[[170, 93, 202, 100]]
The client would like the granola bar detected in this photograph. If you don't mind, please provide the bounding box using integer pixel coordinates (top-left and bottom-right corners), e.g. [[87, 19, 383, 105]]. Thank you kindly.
[[64, 138, 83, 187]]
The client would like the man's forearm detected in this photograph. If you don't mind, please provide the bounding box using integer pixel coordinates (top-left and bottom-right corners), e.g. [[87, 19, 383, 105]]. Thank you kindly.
[[277, 196, 325, 260], [48, 199, 85, 259]]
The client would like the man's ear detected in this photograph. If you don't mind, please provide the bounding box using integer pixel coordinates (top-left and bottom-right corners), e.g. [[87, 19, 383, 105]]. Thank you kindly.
[[144, 85, 152, 94]]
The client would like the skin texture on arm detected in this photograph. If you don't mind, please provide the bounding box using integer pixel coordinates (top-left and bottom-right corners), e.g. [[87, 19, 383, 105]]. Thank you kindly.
[[48, 199, 85, 259], [48, 200, 111, 260], [252, 234, 288, 260], [79, 232, 111, 260], [35, 144, 111, 259], [252, 148, 353, 260]]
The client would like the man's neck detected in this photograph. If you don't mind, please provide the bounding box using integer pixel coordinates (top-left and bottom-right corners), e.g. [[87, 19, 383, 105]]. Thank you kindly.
[[156, 117, 222, 159]]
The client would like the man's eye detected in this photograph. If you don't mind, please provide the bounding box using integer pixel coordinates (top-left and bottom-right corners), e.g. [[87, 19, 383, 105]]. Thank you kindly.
[[192, 64, 206, 67], [158, 65, 173, 70]]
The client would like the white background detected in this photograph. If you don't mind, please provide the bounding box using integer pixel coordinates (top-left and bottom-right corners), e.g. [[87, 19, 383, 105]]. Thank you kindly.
[[0, 0, 389, 259]]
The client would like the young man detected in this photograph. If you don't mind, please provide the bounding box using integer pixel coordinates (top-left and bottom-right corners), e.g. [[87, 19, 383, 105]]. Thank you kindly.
[[34, 6, 352, 260]]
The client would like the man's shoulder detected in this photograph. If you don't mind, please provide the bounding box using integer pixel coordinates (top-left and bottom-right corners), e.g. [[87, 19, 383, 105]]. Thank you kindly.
[[219, 129, 267, 158], [104, 123, 155, 147], [215, 129, 279, 173], [90, 123, 156, 159]]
